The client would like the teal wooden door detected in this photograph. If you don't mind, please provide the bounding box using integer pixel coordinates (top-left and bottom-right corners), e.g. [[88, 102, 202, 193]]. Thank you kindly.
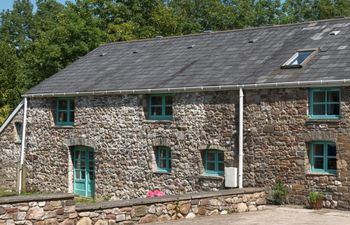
[[72, 146, 95, 197]]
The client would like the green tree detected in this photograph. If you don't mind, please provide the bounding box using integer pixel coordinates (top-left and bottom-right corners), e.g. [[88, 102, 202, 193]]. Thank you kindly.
[[229, 0, 256, 28], [23, 0, 103, 86], [334, 0, 350, 17], [0, 0, 34, 55], [254, 0, 282, 26], [281, 0, 313, 23], [0, 41, 24, 124]]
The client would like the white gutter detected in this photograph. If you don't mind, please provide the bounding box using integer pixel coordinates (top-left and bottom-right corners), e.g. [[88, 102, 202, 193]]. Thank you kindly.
[[18, 97, 28, 194], [0, 100, 24, 134], [238, 88, 244, 189], [22, 79, 350, 98]]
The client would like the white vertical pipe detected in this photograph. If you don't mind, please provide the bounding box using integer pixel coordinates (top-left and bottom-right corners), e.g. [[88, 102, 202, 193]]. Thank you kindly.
[[18, 97, 28, 194], [238, 88, 244, 188]]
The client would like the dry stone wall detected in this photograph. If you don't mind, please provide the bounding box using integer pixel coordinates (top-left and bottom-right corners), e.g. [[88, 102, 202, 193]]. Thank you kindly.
[[24, 91, 238, 198], [0, 108, 23, 191], [0, 193, 76, 225], [75, 188, 266, 225], [0, 189, 265, 225]]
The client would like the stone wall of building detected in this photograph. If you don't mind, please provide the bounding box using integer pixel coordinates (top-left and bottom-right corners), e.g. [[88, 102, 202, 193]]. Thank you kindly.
[[75, 188, 265, 225], [244, 87, 350, 209], [24, 91, 238, 198], [0, 108, 23, 191], [20, 86, 350, 208], [0, 193, 76, 225]]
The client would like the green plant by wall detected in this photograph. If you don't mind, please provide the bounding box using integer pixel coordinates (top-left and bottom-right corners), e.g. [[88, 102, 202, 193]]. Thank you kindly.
[[308, 191, 325, 209], [308, 191, 324, 203], [272, 179, 289, 205]]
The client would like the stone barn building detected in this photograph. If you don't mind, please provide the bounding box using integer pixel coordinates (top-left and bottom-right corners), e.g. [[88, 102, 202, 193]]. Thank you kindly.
[[1, 18, 350, 208]]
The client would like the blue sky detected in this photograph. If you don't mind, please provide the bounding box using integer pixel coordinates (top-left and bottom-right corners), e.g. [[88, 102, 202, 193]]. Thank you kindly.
[[0, 0, 74, 11]]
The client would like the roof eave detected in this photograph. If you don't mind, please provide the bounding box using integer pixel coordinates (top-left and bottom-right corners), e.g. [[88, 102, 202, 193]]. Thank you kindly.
[[22, 79, 350, 98]]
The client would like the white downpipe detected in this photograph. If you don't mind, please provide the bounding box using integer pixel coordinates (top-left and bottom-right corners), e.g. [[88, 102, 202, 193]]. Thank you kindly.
[[238, 88, 244, 189], [18, 97, 28, 194]]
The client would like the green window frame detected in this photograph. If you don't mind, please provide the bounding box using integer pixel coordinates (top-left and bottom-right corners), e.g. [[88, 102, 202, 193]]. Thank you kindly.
[[56, 98, 75, 126], [148, 94, 173, 120], [309, 142, 336, 174], [309, 88, 340, 119], [202, 150, 224, 176], [155, 146, 171, 173]]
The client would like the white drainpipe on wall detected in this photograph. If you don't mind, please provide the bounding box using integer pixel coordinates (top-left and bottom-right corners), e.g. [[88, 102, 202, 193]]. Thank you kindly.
[[238, 88, 244, 188], [18, 97, 28, 194]]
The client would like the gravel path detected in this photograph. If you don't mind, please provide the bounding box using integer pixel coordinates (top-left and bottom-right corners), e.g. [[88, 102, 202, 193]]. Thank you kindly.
[[150, 205, 350, 225]]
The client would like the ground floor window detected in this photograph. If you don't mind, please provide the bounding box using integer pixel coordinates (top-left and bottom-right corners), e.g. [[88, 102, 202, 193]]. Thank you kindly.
[[202, 150, 224, 176], [309, 142, 336, 174], [155, 146, 171, 172]]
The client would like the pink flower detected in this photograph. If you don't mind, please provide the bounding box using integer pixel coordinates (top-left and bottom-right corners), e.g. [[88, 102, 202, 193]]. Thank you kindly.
[[147, 190, 165, 198]]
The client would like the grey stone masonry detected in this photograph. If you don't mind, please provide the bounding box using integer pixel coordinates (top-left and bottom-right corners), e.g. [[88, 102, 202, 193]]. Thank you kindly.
[[75, 188, 266, 225], [0, 193, 76, 225], [0, 108, 23, 191], [244, 87, 350, 209], [0, 189, 265, 225], [4, 86, 350, 209], [24, 91, 238, 198]]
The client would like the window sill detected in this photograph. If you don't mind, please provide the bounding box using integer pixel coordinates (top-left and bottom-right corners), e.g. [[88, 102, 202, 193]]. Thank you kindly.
[[305, 119, 341, 124], [52, 125, 75, 129], [153, 171, 172, 175], [143, 120, 173, 124], [306, 172, 336, 176], [198, 175, 224, 180], [280, 64, 303, 69]]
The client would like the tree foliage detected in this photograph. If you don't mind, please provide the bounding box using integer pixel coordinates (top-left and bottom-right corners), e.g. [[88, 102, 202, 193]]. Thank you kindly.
[[1, 0, 350, 124]]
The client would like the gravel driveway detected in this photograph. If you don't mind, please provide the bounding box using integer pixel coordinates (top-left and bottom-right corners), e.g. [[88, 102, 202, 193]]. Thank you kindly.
[[150, 205, 350, 225]]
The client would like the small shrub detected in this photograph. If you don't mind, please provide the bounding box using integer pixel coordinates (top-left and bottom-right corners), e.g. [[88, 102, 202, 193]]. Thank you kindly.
[[272, 179, 289, 205], [308, 191, 324, 203], [308, 191, 324, 209]]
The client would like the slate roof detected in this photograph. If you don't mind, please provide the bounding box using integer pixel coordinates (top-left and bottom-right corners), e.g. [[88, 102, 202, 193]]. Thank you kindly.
[[26, 18, 350, 96]]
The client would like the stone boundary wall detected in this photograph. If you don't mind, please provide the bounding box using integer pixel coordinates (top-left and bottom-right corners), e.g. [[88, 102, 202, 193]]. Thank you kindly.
[[0, 188, 266, 225], [76, 188, 266, 225], [0, 193, 76, 225]]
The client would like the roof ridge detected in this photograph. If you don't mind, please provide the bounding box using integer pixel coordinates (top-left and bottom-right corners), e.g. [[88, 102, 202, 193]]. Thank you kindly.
[[98, 17, 350, 47]]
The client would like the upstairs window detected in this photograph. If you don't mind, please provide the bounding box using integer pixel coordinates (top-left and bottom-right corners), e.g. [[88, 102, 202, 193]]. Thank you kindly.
[[148, 95, 173, 120], [15, 122, 22, 143], [155, 146, 171, 173], [202, 150, 224, 176], [309, 142, 336, 174], [56, 98, 75, 126], [309, 88, 340, 119], [281, 49, 316, 69]]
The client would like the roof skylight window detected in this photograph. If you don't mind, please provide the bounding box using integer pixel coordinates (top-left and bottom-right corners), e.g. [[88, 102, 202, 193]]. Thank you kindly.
[[281, 49, 318, 69]]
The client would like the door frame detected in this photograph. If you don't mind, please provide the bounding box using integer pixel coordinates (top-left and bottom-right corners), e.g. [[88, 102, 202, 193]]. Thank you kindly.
[[71, 146, 95, 197]]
